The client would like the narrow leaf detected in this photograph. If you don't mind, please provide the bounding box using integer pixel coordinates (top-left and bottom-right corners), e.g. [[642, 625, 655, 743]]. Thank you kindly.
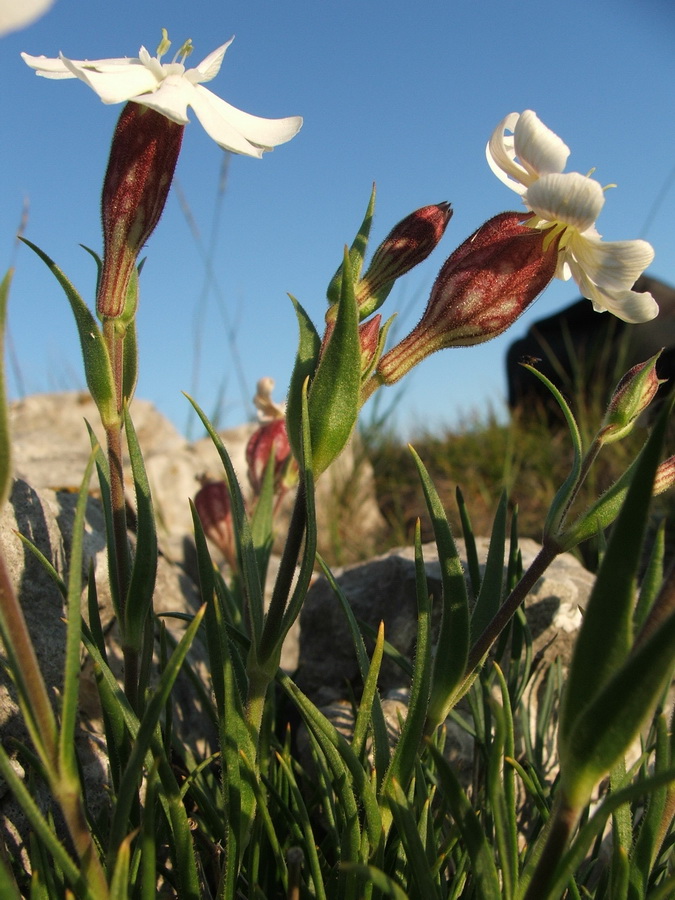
[[20, 238, 117, 426]]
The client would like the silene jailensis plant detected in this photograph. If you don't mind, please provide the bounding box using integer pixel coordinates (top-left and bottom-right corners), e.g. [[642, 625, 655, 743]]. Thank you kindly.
[[0, 21, 674, 899]]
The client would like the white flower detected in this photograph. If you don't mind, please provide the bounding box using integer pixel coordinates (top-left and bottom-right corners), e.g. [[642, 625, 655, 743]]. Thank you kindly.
[[0, 0, 53, 36], [486, 110, 658, 323], [21, 32, 302, 158]]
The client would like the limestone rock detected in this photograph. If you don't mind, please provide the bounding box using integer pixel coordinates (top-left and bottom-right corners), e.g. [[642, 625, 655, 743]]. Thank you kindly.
[[296, 538, 594, 706]]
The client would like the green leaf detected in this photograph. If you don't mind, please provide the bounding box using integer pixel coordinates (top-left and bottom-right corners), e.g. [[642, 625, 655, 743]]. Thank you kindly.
[[559, 401, 670, 762], [107, 605, 206, 880], [185, 394, 265, 651], [633, 519, 665, 631], [307, 247, 362, 475], [340, 864, 409, 899], [285, 294, 322, 464], [386, 778, 440, 899], [408, 447, 469, 731], [249, 448, 276, 590], [20, 238, 118, 427], [0, 853, 21, 900], [381, 523, 432, 802], [326, 184, 376, 307], [456, 486, 481, 598], [517, 364, 583, 539], [278, 670, 383, 855], [86, 422, 124, 619], [317, 555, 392, 783], [470, 492, 508, 643], [0, 745, 97, 899], [109, 833, 133, 900], [427, 741, 501, 900], [487, 666, 518, 900], [0, 270, 13, 509], [275, 752, 328, 900], [558, 407, 675, 811], [122, 406, 158, 653], [122, 312, 139, 404], [59, 452, 97, 782], [561, 604, 675, 809]]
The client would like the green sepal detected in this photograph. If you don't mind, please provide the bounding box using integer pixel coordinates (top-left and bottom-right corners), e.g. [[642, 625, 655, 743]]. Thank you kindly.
[[285, 294, 322, 465], [20, 238, 118, 427], [306, 246, 362, 476], [326, 183, 376, 308]]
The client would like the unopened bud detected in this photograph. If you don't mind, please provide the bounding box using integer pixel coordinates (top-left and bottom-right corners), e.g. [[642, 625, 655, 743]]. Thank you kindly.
[[654, 455, 675, 496], [376, 212, 560, 385], [358, 315, 382, 374], [322, 314, 383, 378], [246, 419, 293, 495], [355, 202, 452, 318], [97, 102, 184, 319], [194, 478, 236, 570], [598, 353, 664, 444]]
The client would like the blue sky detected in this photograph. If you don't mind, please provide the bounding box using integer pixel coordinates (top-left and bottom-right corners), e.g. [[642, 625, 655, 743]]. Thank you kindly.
[[2, 0, 674, 439]]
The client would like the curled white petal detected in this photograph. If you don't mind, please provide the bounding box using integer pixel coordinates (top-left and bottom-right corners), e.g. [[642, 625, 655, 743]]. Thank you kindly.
[[526, 173, 605, 232], [191, 85, 302, 154], [571, 266, 659, 322], [486, 112, 529, 193], [513, 110, 570, 179], [486, 110, 570, 195], [1, 0, 53, 36]]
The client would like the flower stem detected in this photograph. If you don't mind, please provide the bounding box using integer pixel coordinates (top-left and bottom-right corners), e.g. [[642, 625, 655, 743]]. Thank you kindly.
[[522, 792, 580, 900], [467, 541, 560, 672]]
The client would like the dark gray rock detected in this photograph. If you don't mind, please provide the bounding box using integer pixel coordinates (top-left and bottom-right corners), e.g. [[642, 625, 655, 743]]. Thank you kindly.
[[506, 274, 675, 421]]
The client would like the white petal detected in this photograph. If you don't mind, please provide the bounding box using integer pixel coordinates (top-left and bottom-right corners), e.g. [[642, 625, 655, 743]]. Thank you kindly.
[[526, 172, 604, 231], [129, 76, 192, 124], [1, 0, 52, 36], [191, 84, 302, 153], [513, 110, 570, 179], [486, 112, 530, 194], [59, 54, 158, 103], [189, 37, 234, 84], [567, 233, 655, 291], [567, 259, 659, 322], [21, 52, 75, 78]]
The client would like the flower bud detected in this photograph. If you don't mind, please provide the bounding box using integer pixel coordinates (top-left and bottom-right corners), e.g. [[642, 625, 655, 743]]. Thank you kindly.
[[246, 419, 293, 495], [376, 212, 561, 385], [97, 102, 184, 319], [597, 353, 664, 444], [355, 202, 452, 318], [653, 455, 675, 496], [194, 478, 237, 570], [322, 314, 383, 378], [357, 315, 382, 374]]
